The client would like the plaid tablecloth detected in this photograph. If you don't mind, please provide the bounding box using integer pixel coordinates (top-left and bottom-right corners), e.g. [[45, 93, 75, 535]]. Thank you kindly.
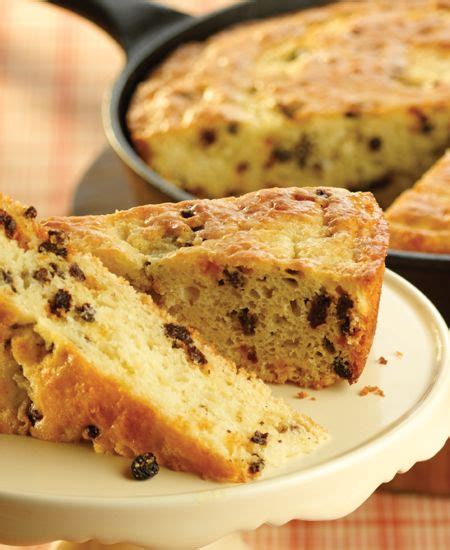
[[0, 1, 449, 548]]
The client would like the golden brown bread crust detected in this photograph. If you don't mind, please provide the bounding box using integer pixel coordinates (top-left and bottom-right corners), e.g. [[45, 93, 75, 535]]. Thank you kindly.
[[46, 187, 388, 388], [386, 152, 450, 254], [47, 187, 388, 282], [10, 334, 239, 482], [129, 0, 450, 132], [346, 265, 384, 383]]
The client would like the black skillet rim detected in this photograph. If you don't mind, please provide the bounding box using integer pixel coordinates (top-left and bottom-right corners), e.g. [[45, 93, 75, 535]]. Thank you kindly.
[[387, 249, 450, 269]]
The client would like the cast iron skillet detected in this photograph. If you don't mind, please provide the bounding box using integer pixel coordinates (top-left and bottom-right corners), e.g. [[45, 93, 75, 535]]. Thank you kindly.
[[46, 0, 450, 322], [46, 0, 336, 203]]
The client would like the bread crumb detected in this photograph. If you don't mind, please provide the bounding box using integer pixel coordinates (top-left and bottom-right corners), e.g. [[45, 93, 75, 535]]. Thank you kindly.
[[309, 397, 316, 401], [359, 385, 385, 397], [296, 391, 309, 399], [394, 351, 403, 358], [377, 356, 388, 365]]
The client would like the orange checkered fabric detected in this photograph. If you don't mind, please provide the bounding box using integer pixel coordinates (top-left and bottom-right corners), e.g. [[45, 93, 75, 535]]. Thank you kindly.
[[0, 0, 448, 548]]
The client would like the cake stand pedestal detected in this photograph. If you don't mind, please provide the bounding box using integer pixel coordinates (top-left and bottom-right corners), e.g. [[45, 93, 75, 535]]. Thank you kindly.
[[0, 270, 448, 550]]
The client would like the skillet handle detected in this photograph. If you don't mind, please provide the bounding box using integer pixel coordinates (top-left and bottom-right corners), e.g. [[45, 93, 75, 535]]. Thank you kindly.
[[45, 0, 192, 57]]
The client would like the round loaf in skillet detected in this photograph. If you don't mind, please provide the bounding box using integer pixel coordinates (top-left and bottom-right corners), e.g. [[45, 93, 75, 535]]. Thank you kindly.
[[128, 0, 450, 207]]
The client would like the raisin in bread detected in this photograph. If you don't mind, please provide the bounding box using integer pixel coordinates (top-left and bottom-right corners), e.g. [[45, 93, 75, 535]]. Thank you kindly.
[[386, 151, 450, 254], [46, 187, 388, 389], [128, 0, 450, 207], [0, 194, 327, 482]]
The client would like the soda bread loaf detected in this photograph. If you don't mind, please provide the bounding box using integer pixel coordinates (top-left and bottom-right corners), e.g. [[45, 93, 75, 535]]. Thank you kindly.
[[386, 151, 450, 254], [0, 194, 327, 482], [47, 187, 388, 389], [128, 0, 450, 207]]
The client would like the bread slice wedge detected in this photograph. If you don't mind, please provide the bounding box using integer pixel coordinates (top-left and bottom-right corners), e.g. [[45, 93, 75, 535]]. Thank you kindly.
[[46, 187, 388, 388], [386, 151, 450, 254], [0, 194, 327, 482]]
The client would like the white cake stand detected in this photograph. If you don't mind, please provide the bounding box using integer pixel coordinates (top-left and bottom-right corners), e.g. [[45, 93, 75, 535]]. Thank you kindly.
[[0, 270, 449, 550]]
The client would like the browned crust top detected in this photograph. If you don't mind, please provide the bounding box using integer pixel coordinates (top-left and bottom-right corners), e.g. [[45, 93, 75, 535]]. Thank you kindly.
[[47, 187, 388, 281], [386, 151, 450, 253], [128, 0, 450, 137]]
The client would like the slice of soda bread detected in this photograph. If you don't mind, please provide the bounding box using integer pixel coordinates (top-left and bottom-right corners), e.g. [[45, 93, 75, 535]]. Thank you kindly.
[[0, 194, 326, 482], [386, 151, 450, 254], [46, 187, 388, 388]]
